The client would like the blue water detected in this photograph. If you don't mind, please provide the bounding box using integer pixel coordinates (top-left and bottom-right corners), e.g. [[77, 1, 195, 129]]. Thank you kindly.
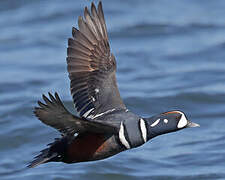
[[1, 0, 225, 179]]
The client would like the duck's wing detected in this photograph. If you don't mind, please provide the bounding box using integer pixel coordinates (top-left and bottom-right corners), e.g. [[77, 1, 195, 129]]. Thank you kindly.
[[34, 92, 117, 136], [67, 2, 126, 120]]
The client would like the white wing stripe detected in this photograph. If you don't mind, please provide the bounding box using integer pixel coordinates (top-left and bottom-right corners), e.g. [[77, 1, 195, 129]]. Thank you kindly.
[[82, 108, 94, 118]]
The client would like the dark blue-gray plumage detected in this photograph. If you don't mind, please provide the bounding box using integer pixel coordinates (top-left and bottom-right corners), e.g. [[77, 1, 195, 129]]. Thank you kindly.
[[28, 1, 199, 168]]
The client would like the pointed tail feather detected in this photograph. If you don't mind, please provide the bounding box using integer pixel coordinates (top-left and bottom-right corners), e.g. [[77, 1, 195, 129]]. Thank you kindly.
[[28, 137, 69, 168], [27, 149, 57, 168]]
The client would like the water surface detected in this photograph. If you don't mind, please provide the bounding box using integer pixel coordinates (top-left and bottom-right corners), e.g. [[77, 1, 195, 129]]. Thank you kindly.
[[1, 0, 225, 179]]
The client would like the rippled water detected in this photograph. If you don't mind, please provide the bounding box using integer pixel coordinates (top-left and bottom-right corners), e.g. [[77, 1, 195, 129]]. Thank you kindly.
[[1, 0, 225, 179]]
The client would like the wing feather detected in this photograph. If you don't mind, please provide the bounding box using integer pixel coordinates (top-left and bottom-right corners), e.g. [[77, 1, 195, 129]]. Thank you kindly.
[[34, 93, 117, 135], [67, 2, 126, 119]]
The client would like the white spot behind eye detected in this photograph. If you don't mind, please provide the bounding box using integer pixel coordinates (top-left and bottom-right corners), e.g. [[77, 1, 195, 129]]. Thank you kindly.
[[150, 119, 160, 127], [176, 111, 188, 128], [164, 119, 168, 124]]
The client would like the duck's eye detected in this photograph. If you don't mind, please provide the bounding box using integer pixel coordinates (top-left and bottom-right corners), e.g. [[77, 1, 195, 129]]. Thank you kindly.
[[163, 119, 168, 124]]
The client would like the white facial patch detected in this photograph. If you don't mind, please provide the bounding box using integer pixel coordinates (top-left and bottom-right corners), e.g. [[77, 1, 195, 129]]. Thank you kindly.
[[150, 119, 160, 127], [163, 119, 168, 124], [139, 118, 147, 143], [176, 111, 188, 128], [119, 122, 130, 149]]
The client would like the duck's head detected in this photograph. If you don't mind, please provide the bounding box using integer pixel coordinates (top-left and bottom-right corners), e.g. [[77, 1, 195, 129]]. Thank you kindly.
[[144, 111, 200, 139]]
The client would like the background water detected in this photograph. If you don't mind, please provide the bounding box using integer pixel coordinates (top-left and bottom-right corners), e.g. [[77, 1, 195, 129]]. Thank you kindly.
[[1, 0, 225, 179]]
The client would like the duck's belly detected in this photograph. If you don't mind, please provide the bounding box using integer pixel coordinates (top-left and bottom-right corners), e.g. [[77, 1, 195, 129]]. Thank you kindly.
[[64, 133, 124, 163]]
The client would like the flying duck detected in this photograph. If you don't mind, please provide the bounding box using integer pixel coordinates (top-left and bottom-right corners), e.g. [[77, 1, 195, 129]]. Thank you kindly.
[[28, 1, 199, 168]]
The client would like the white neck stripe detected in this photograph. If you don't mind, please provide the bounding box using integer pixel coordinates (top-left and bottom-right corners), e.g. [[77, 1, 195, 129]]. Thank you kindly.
[[119, 122, 130, 149], [139, 118, 147, 143]]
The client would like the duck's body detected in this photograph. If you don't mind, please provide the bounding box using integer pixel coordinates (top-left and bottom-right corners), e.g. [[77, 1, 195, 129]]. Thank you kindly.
[[52, 132, 121, 163], [28, 2, 199, 168]]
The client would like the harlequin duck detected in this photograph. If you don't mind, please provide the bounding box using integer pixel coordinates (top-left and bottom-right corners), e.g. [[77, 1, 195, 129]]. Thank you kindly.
[[28, 1, 199, 168]]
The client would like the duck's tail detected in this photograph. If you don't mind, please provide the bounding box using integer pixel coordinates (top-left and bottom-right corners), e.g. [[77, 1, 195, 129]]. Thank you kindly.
[[27, 137, 69, 168]]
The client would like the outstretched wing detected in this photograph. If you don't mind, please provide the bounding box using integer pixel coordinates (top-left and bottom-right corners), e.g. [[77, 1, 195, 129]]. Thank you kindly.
[[67, 2, 126, 119], [34, 92, 117, 135]]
